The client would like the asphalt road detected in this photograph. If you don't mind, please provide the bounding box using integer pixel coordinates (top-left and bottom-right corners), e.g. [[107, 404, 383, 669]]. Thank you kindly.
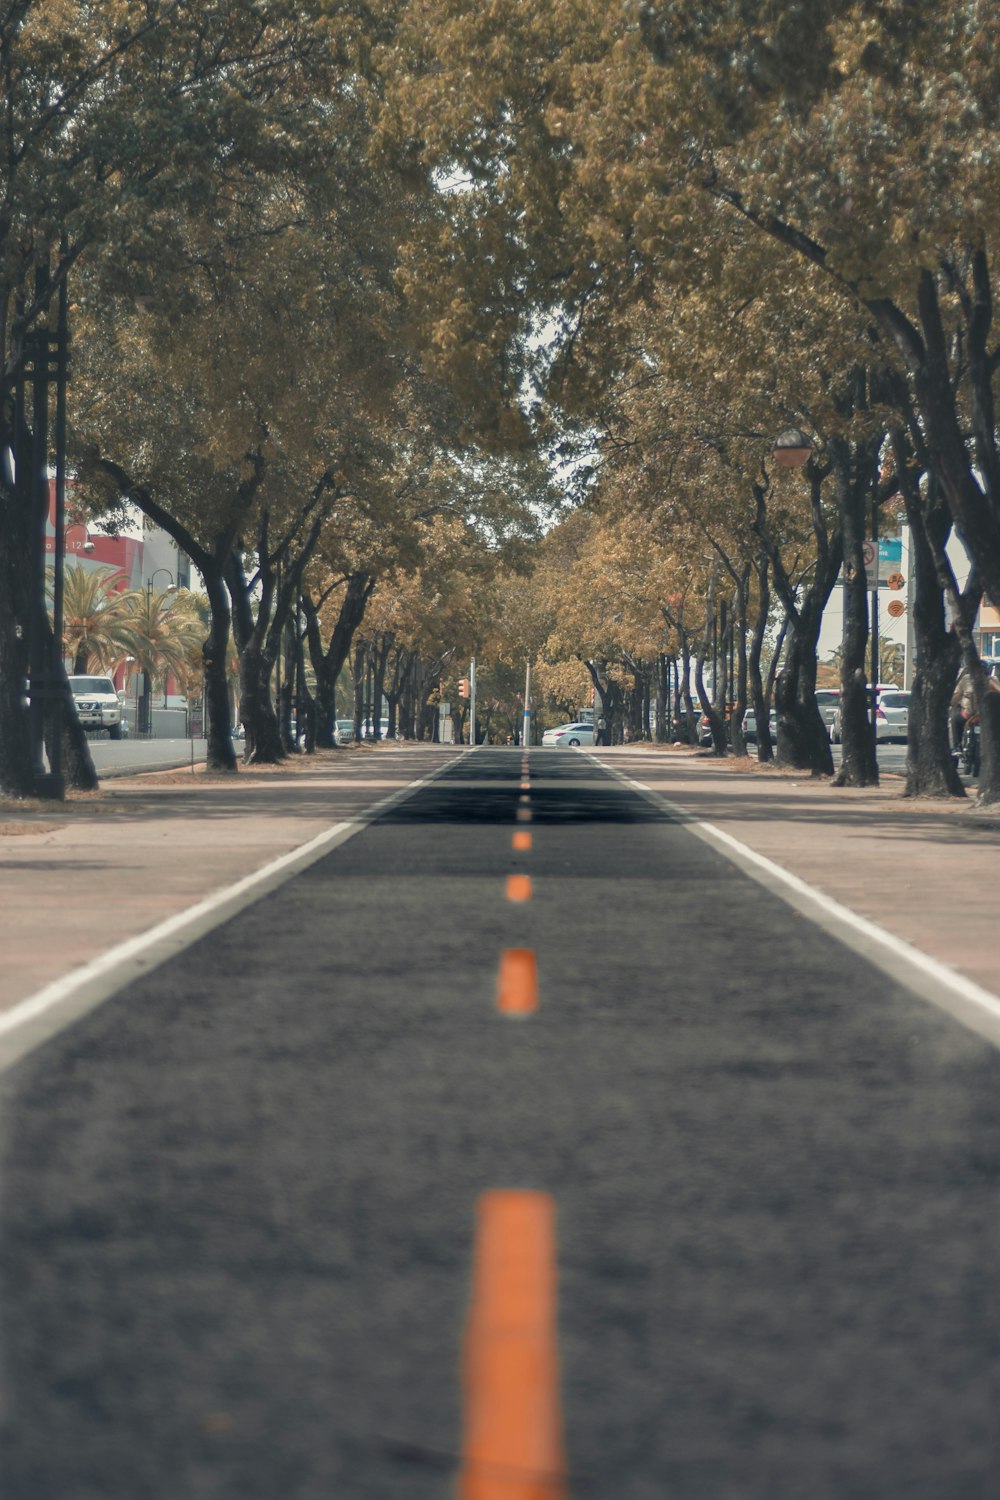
[[2, 749, 998, 1498], [88, 735, 209, 776], [86, 735, 964, 790]]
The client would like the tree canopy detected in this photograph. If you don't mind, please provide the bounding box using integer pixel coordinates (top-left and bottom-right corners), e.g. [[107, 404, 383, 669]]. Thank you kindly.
[[2, 1, 999, 802]]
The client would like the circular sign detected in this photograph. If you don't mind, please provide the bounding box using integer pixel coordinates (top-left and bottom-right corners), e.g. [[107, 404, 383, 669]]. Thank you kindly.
[[861, 540, 876, 568], [887, 599, 906, 618], [887, 571, 905, 591]]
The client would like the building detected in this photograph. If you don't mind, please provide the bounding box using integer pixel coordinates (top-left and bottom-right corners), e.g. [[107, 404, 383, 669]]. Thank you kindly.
[[47, 485, 195, 734], [819, 523, 997, 686]]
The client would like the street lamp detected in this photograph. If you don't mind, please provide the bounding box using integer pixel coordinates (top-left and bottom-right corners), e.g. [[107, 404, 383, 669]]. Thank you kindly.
[[141, 568, 176, 734], [771, 428, 812, 468]]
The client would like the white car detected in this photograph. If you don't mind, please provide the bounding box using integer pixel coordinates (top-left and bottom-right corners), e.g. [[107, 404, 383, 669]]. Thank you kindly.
[[67, 674, 124, 739], [876, 689, 910, 741], [742, 707, 777, 745], [831, 689, 910, 743], [816, 689, 841, 735], [541, 721, 595, 747]]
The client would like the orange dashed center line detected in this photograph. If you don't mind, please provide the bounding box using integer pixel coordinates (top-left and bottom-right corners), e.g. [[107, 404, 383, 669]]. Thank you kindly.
[[516, 806, 532, 823], [458, 1191, 567, 1500], [512, 831, 532, 851], [497, 947, 538, 1015], [506, 874, 532, 903]]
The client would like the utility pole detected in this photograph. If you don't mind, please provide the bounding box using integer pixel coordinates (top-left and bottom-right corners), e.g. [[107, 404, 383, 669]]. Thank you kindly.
[[522, 660, 531, 748], [469, 657, 477, 746]]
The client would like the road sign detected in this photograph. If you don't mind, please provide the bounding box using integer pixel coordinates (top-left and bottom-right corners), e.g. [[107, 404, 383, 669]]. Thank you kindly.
[[887, 599, 906, 618], [887, 572, 905, 591], [861, 540, 876, 569]]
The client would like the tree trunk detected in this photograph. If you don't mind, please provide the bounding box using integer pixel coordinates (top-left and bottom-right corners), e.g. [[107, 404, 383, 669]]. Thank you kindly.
[[278, 616, 297, 754], [654, 654, 668, 742], [303, 573, 375, 749], [774, 628, 834, 775], [978, 686, 1000, 806], [756, 468, 840, 775], [353, 640, 365, 737], [385, 644, 410, 741], [371, 635, 391, 741], [748, 552, 773, 763], [585, 660, 623, 744], [402, 654, 418, 740], [203, 571, 237, 773], [228, 551, 283, 767], [696, 573, 727, 754], [239, 640, 284, 765], [881, 266, 1000, 802], [45, 641, 98, 792], [831, 436, 878, 788], [299, 682, 317, 755], [901, 471, 964, 798], [0, 463, 37, 797], [678, 641, 697, 743], [729, 573, 749, 758]]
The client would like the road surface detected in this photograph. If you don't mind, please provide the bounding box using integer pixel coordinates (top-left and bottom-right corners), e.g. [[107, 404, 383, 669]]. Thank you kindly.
[[88, 736, 209, 776], [2, 749, 998, 1498]]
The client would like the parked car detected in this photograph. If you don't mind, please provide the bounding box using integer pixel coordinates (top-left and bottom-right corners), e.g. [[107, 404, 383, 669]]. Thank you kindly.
[[831, 688, 910, 743], [742, 707, 777, 745], [815, 689, 841, 736], [541, 721, 595, 747], [334, 718, 356, 745], [67, 674, 124, 739], [875, 689, 910, 742]]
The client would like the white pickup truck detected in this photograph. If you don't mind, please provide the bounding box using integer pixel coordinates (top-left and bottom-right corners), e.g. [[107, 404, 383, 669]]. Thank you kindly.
[[67, 675, 125, 739]]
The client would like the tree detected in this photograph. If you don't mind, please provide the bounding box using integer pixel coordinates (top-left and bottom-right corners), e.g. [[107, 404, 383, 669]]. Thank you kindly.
[[630, 1, 1000, 799], [381, 1, 999, 796], [0, 1, 340, 795], [117, 585, 205, 706], [59, 565, 136, 674]]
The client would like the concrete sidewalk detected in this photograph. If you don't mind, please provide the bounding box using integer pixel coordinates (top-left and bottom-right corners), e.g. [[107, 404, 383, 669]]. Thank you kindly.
[[1, 742, 997, 1026]]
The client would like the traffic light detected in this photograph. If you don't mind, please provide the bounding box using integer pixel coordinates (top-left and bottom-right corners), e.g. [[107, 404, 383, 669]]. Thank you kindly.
[[458, 677, 470, 698]]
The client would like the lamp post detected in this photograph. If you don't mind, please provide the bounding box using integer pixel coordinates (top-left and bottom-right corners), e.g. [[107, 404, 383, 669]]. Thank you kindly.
[[771, 428, 812, 468], [142, 568, 176, 734]]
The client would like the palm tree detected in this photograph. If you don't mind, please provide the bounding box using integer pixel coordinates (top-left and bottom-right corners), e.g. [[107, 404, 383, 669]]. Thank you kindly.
[[117, 587, 205, 699], [59, 564, 138, 672]]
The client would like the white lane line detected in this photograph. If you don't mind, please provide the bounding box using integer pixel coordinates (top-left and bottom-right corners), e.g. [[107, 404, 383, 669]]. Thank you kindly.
[[591, 754, 1000, 1051], [0, 751, 471, 1075]]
